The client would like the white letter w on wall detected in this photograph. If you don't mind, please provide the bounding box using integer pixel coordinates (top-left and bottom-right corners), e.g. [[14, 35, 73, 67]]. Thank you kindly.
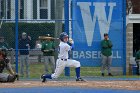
[[77, 2, 116, 46]]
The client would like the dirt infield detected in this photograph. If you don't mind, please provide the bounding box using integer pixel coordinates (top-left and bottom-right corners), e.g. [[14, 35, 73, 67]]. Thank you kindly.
[[0, 81, 140, 90]]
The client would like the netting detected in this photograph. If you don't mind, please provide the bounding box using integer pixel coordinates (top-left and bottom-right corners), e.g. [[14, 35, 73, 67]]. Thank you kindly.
[[0, 0, 138, 80]]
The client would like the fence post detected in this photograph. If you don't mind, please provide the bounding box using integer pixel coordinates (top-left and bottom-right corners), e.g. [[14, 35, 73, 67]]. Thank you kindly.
[[123, 0, 126, 75], [64, 0, 70, 77], [15, 0, 19, 73]]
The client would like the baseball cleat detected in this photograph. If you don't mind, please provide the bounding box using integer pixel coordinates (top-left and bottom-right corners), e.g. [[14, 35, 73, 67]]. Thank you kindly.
[[76, 77, 86, 82], [108, 73, 113, 76], [41, 74, 46, 83]]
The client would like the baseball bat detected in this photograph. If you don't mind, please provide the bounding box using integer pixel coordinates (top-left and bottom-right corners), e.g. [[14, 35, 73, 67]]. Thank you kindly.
[[38, 36, 59, 40]]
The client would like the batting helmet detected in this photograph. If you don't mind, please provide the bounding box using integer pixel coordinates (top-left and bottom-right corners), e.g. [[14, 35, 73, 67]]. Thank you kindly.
[[59, 32, 68, 41]]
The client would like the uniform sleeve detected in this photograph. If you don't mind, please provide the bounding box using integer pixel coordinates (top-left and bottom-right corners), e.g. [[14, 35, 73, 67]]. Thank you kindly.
[[136, 52, 140, 60], [28, 41, 31, 49], [41, 42, 45, 52], [52, 42, 55, 49], [65, 44, 71, 51], [108, 40, 113, 48], [26, 38, 31, 49]]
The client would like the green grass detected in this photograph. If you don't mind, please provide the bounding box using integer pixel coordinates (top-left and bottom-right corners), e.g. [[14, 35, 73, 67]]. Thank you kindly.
[[17, 63, 140, 79], [15, 63, 102, 79], [4, 63, 140, 79]]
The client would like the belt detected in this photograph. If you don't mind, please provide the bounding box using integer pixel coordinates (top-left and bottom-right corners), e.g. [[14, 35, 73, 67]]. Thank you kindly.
[[61, 59, 67, 61]]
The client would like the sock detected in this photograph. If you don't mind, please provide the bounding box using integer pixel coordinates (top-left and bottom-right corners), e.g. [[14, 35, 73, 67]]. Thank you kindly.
[[75, 67, 80, 78], [44, 74, 52, 79]]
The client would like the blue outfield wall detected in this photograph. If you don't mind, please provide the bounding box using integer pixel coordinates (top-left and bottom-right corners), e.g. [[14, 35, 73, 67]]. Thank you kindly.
[[72, 0, 125, 67]]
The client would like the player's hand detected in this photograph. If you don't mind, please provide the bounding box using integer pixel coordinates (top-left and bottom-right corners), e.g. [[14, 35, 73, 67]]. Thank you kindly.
[[28, 36, 31, 40], [14, 73, 19, 80], [8, 48, 13, 51], [69, 38, 74, 45], [107, 38, 109, 40], [43, 50, 49, 52]]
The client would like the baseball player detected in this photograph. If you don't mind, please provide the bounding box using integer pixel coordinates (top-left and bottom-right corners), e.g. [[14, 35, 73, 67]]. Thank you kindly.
[[41, 32, 85, 82], [0, 49, 18, 82]]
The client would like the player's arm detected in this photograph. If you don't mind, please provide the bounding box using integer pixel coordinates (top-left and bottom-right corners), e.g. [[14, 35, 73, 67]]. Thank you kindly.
[[41, 42, 46, 52], [67, 38, 74, 50], [108, 40, 113, 48], [67, 42, 74, 50], [135, 52, 140, 60], [101, 41, 108, 48], [5, 59, 15, 75], [49, 42, 55, 52], [64, 44, 72, 52], [52, 41, 55, 49], [6, 59, 19, 80]]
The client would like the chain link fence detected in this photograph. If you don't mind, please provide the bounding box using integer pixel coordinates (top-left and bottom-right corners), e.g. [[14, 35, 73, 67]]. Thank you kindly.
[[0, 0, 66, 79], [0, 0, 138, 80]]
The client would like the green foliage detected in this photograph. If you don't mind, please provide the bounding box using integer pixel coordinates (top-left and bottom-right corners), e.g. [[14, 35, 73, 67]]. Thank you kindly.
[[1, 22, 55, 48]]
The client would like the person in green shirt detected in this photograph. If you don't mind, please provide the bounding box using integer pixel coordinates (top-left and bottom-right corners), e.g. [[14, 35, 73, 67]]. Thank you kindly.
[[0, 36, 9, 49], [135, 47, 140, 75], [41, 34, 55, 74], [101, 33, 113, 76]]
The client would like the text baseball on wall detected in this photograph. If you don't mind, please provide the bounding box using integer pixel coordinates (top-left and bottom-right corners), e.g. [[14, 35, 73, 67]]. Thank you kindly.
[[72, 0, 124, 67]]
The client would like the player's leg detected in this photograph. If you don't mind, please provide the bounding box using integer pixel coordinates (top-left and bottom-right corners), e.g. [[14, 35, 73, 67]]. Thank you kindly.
[[107, 56, 113, 76], [41, 59, 66, 82], [0, 73, 9, 82], [66, 59, 80, 78], [44, 56, 49, 73], [51, 59, 66, 79], [101, 55, 107, 76], [7, 74, 17, 82], [20, 55, 24, 77], [0, 73, 16, 83], [25, 55, 29, 78], [66, 59, 85, 81], [49, 56, 55, 73]]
